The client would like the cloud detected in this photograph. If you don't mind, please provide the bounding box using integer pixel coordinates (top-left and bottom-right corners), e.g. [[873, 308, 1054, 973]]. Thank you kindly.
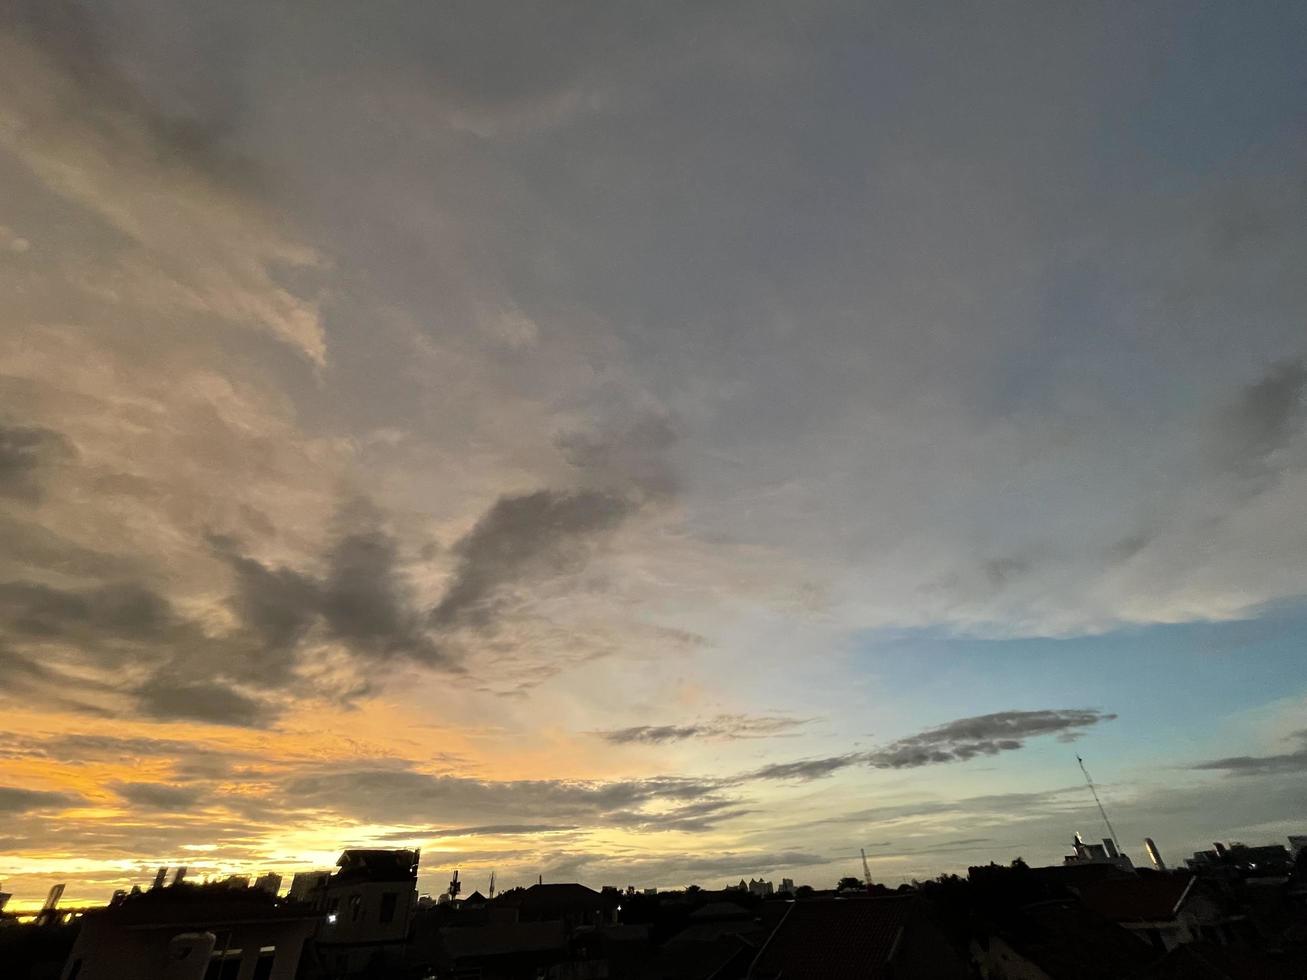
[[0, 424, 74, 501], [748, 754, 866, 782], [322, 525, 444, 664], [280, 765, 731, 829], [211, 514, 453, 679], [112, 781, 203, 811], [0, 224, 31, 253], [430, 489, 635, 630], [0, 3, 328, 363], [866, 709, 1117, 769], [747, 710, 1116, 780], [1191, 729, 1307, 776], [1216, 358, 1307, 471], [0, 786, 81, 815], [132, 675, 274, 728], [377, 824, 580, 841], [595, 714, 807, 744]]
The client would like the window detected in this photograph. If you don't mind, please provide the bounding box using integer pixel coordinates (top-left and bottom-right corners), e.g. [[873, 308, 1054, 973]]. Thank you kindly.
[[204, 952, 243, 980], [349, 893, 363, 921], [379, 891, 398, 924], [252, 947, 276, 980]]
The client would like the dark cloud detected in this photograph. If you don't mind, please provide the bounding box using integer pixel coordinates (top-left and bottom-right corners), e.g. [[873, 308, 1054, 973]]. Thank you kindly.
[[604, 798, 753, 834], [746, 710, 1116, 780], [0, 580, 174, 643], [377, 823, 580, 841], [866, 709, 1116, 769], [748, 754, 865, 782], [323, 527, 442, 663], [1216, 357, 1306, 471], [211, 537, 320, 661], [557, 413, 679, 500], [211, 517, 452, 678], [133, 675, 273, 727], [1191, 729, 1307, 776], [1, 0, 262, 194], [0, 424, 74, 501], [0, 576, 283, 726], [280, 765, 730, 828], [0, 786, 81, 814], [112, 781, 203, 811], [430, 489, 635, 629], [984, 557, 1030, 588], [596, 714, 806, 744]]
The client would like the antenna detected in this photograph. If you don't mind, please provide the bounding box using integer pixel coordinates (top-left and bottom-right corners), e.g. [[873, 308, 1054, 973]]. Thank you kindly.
[[488, 871, 496, 900], [861, 848, 873, 887], [1077, 755, 1120, 849]]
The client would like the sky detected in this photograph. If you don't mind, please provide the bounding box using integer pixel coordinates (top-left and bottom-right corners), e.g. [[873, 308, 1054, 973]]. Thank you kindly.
[[1, 1, 1306, 909]]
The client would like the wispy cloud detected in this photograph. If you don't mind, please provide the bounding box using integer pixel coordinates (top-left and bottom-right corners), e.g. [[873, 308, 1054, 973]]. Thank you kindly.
[[747, 710, 1117, 781], [1191, 729, 1307, 776], [595, 714, 808, 745]]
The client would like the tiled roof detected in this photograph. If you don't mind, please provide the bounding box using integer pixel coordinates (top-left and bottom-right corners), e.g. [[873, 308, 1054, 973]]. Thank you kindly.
[[748, 897, 917, 979], [1076, 875, 1195, 923], [991, 900, 1155, 980]]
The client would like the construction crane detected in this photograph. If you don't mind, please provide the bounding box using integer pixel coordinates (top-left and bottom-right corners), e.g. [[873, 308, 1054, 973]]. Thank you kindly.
[[861, 848, 874, 887], [1077, 755, 1121, 850]]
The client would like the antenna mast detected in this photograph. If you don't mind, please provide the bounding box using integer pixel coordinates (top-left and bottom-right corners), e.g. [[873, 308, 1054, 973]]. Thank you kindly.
[[1077, 755, 1120, 847], [861, 848, 873, 887]]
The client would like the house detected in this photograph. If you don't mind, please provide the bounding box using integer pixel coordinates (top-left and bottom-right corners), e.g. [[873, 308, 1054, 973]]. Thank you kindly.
[[500, 883, 616, 928], [59, 884, 318, 980], [313, 849, 420, 977], [747, 896, 969, 979], [1073, 874, 1246, 952], [971, 899, 1156, 979]]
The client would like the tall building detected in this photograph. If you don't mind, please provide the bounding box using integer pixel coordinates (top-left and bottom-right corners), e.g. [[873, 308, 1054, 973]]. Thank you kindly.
[[288, 870, 331, 903], [1143, 838, 1166, 871], [254, 872, 282, 896], [60, 883, 317, 980], [315, 849, 421, 977]]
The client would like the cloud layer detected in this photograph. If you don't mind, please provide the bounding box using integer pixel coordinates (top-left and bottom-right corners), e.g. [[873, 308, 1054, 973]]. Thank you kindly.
[[1, 0, 1305, 906]]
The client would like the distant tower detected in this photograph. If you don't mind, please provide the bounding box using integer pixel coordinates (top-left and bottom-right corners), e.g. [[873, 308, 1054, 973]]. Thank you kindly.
[[153, 867, 168, 890], [447, 869, 461, 902], [172, 866, 188, 886], [488, 872, 496, 900], [1144, 838, 1166, 871], [861, 848, 874, 887]]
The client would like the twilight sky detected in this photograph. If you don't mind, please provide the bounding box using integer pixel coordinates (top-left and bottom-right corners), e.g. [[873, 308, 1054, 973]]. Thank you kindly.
[[2, 1, 1306, 908]]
